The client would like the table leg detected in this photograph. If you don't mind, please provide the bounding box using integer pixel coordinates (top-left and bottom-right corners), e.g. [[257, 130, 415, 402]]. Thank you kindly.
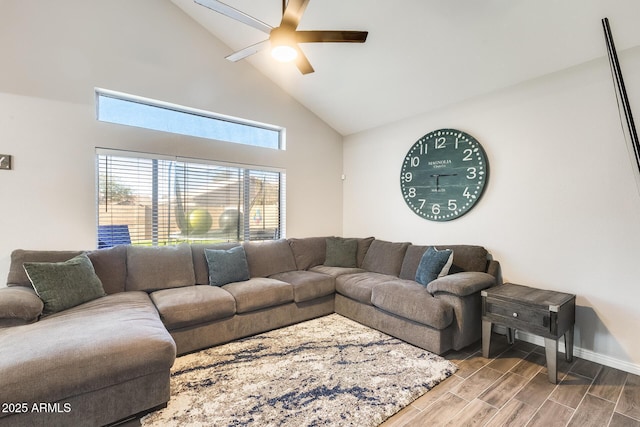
[[506, 328, 515, 345], [564, 326, 574, 362], [482, 320, 492, 358], [544, 337, 558, 384]]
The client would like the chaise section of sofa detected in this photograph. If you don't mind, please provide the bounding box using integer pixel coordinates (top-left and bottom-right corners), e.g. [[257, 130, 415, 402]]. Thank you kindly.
[[0, 291, 176, 427]]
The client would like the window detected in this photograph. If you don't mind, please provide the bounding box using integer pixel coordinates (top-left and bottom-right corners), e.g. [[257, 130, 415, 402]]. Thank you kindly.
[[95, 89, 284, 150], [97, 150, 285, 247]]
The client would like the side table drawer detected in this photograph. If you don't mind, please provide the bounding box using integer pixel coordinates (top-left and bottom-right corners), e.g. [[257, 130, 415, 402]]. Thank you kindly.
[[484, 297, 551, 336]]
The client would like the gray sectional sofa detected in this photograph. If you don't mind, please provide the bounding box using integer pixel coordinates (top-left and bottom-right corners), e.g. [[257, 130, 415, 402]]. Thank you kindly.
[[0, 237, 500, 427]]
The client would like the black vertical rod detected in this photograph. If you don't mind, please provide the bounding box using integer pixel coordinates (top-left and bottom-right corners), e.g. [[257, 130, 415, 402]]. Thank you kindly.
[[602, 17, 640, 172]]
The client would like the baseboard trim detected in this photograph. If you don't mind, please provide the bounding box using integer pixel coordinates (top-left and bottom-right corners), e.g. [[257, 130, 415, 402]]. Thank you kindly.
[[492, 326, 640, 376]]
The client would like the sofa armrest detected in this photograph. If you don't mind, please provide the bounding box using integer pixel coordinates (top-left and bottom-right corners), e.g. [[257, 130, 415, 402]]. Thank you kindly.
[[426, 272, 496, 350], [427, 272, 496, 297], [0, 286, 43, 327]]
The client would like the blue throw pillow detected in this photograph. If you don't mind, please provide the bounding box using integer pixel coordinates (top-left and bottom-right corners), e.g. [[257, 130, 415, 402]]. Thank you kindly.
[[205, 246, 250, 287], [415, 247, 454, 286]]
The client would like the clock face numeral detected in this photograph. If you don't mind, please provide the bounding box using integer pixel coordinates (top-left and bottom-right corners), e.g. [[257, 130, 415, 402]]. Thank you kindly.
[[400, 129, 489, 222]]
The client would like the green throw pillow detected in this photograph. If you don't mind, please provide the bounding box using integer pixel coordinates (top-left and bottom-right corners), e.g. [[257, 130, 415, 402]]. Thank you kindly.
[[205, 246, 250, 287], [23, 253, 106, 315], [324, 237, 358, 268], [415, 247, 454, 286]]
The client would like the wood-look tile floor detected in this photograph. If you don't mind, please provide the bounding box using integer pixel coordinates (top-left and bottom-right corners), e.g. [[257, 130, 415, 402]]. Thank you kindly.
[[381, 334, 640, 427]]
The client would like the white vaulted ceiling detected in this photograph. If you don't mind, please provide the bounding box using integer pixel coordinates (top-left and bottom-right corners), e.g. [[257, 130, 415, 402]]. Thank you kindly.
[[171, 0, 640, 135]]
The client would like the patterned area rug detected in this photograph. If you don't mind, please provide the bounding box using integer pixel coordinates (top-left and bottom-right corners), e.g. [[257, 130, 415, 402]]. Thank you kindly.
[[141, 314, 457, 427]]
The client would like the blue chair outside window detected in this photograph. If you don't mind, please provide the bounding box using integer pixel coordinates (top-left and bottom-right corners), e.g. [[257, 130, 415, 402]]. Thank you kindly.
[[98, 225, 131, 249]]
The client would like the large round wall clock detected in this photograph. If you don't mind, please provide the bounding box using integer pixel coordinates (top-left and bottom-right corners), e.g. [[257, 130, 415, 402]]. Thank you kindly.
[[400, 128, 489, 221]]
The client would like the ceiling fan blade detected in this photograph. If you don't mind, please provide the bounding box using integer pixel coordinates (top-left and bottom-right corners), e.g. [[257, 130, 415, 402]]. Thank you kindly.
[[295, 30, 368, 44], [194, 0, 272, 34], [225, 39, 270, 62], [281, 0, 310, 29], [294, 45, 314, 74]]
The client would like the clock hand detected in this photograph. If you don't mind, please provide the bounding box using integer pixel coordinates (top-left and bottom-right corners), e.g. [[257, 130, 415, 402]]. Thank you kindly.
[[430, 174, 441, 190], [430, 173, 458, 191]]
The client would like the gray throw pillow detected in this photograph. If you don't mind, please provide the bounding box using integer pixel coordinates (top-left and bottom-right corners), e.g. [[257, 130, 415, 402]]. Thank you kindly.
[[324, 237, 358, 267], [415, 247, 454, 286], [23, 253, 106, 315], [205, 246, 250, 286]]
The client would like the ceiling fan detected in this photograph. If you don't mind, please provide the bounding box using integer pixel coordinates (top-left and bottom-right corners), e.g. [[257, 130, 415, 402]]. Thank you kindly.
[[194, 0, 368, 74]]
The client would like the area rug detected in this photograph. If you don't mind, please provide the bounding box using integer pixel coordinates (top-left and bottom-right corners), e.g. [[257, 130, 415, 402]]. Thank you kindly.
[[141, 314, 457, 427]]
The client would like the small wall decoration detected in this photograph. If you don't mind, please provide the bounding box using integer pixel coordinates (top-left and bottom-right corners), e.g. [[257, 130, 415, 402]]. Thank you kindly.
[[400, 129, 489, 221], [0, 154, 12, 170]]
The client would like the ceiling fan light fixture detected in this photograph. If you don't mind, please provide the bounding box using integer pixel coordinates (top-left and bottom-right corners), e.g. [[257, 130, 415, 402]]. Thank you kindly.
[[271, 44, 298, 62], [270, 27, 298, 62]]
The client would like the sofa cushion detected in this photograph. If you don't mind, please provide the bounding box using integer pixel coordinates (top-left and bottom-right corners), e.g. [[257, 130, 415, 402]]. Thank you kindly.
[[355, 237, 375, 268], [415, 247, 454, 286], [435, 245, 488, 273], [23, 253, 107, 315], [222, 278, 293, 313], [7, 249, 83, 287], [126, 244, 195, 292], [361, 239, 410, 276], [0, 292, 176, 406], [324, 237, 358, 268], [288, 237, 327, 270], [270, 270, 335, 303], [150, 285, 236, 330], [205, 246, 250, 286], [243, 239, 297, 278], [335, 272, 396, 305], [399, 244, 489, 280], [371, 280, 454, 330], [191, 243, 240, 285], [88, 245, 127, 294], [310, 265, 366, 277], [0, 286, 43, 327]]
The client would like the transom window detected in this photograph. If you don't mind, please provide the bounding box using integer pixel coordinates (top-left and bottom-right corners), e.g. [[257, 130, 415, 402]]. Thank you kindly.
[[97, 150, 285, 247], [95, 88, 284, 150]]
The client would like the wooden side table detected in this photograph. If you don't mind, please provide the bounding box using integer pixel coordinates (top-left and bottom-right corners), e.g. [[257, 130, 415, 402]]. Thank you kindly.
[[481, 283, 576, 384]]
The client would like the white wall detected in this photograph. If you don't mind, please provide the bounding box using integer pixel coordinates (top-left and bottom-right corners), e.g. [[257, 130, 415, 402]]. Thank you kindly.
[[0, 0, 343, 281], [343, 47, 640, 371]]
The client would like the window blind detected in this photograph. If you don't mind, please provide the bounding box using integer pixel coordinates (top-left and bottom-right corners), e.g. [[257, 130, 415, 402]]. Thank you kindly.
[[97, 150, 284, 247]]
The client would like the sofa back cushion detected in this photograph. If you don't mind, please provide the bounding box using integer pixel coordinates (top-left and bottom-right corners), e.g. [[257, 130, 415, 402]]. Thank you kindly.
[[355, 237, 375, 268], [191, 243, 240, 285], [243, 239, 297, 277], [361, 239, 410, 276], [436, 245, 488, 273], [399, 244, 489, 280], [288, 237, 327, 270], [87, 245, 127, 294], [125, 244, 195, 292], [8, 248, 128, 295], [7, 249, 83, 287]]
